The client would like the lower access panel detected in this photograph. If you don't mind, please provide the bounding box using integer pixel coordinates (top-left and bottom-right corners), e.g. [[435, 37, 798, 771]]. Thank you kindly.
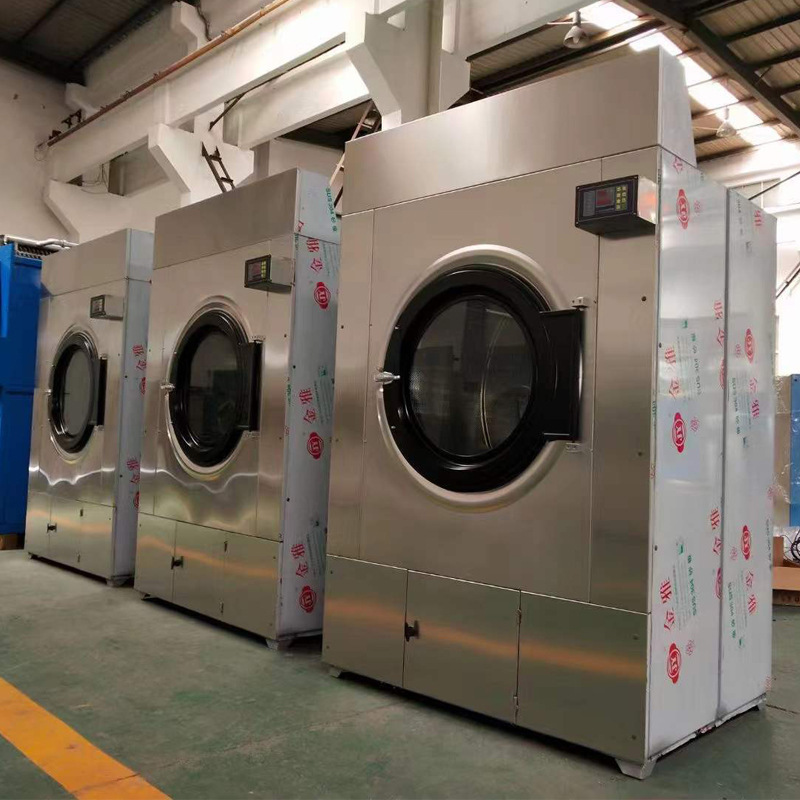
[[76, 503, 114, 578], [48, 497, 82, 568], [404, 572, 520, 723], [323, 556, 407, 686], [221, 533, 278, 638], [517, 593, 647, 763], [25, 492, 51, 557], [173, 523, 226, 621], [134, 514, 176, 599]]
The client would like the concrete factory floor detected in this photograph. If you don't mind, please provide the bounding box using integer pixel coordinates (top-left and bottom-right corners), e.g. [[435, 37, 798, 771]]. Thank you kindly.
[[1, 551, 800, 800]]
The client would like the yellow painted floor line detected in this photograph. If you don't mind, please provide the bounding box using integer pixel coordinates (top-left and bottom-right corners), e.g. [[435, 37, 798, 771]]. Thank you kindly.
[[0, 676, 169, 800]]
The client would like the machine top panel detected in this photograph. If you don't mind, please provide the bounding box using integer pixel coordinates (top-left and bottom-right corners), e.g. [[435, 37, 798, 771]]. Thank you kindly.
[[43, 229, 153, 296], [343, 49, 694, 215], [154, 169, 338, 270]]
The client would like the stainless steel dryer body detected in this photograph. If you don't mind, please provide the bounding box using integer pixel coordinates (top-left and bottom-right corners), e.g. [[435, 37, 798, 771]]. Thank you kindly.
[[26, 229, 153, 583], [323, 50, 776, 776], [135, 170, 339, 643]]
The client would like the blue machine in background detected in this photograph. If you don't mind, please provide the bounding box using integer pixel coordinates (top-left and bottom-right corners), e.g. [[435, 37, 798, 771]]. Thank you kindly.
[[0, 242, 44, 542]]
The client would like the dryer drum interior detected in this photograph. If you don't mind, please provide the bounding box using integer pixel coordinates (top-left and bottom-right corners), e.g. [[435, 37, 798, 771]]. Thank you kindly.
[[49, 331, 106, 454], [168, 309, 261, 469], [382, 267, 582, 492]]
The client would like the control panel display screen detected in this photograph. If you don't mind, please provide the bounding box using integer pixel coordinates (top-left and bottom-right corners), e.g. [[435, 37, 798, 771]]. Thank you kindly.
[[575, 175, 654, 237], [244, 255, 273, 290]]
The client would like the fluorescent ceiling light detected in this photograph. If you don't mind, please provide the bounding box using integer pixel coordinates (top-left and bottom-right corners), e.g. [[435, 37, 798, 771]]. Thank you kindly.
[[580, 2, 638, 29], [739, 125, 783, 146], [630, 32, 681, 56], [681, 58, 711, 86]]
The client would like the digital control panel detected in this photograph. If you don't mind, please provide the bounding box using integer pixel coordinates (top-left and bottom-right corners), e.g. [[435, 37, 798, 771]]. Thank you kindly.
[[575, 175, 656, 236], [89, 294, 124, 320]]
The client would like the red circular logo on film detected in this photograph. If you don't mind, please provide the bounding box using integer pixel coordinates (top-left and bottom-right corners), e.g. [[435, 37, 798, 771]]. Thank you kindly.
[[744, 328, 755, 363], [667, 642, 682, 684], [715, 567, 722, 600], [672, 412, 686, 454], [741, 525, 752, 560], [299, 584, 317, 613], [677, 189, 690, 229], [314, 281, 331, 310], [307, 431, 324, 460]]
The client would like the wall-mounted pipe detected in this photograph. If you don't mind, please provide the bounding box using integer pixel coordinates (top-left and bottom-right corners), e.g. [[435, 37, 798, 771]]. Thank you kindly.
[[0, 235, 77, 252], [46, 0, 296, 148]]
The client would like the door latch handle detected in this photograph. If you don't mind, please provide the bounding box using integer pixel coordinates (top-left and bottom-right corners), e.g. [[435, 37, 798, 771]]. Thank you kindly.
[[161, 382, 175, 393], [171, 556, 184, 569], [404, 620, 420, 641], [374, 370, 400, 386], [46, 523, 57, 532]]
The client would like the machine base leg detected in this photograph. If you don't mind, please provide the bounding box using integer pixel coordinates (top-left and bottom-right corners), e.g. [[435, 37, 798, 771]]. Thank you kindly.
[[616, 758, 656, 780], [757, 699, 767, 712], [328, 667, 343, 679], [265, 637, 292, 652], [106, 577, 128, 588]]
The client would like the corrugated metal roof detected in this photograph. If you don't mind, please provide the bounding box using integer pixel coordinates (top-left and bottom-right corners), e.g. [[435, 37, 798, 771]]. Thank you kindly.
[[463, 0, 800, 163], [0, 0, 176, 83]]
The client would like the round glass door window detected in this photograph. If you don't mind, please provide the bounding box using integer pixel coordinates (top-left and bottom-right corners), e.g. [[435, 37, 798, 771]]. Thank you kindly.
[[382, 267, 582, 493], [49, 332, 104, 453], [169, 310, 260, 469]]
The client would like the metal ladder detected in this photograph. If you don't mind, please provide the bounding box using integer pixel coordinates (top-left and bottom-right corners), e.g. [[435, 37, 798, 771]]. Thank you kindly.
[[202, 144, 235, 193], [329, 101, 380, 210]]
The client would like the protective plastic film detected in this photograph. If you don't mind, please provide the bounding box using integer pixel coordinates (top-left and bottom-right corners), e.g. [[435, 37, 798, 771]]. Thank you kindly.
[[719, 195, 776, 716], [648, 156, 727, 757]]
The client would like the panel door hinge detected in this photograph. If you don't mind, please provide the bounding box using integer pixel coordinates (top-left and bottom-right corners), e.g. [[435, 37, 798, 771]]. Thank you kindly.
[[513, 694, 519, 713], [171, 555, 184, 569], [220, 601, 224, 615], [516, 608, 522, 624]]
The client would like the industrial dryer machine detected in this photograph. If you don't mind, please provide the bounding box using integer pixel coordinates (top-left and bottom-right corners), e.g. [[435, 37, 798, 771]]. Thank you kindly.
[[323, 50, 776, 777], [26, 230, 153, 583], [135, 170, 339, 646]]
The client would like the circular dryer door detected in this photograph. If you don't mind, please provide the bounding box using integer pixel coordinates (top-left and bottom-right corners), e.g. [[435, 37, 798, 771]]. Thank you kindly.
[[382, 268, 582, 493], [169, 310, 261, 469], [49, 332, 106, 454]]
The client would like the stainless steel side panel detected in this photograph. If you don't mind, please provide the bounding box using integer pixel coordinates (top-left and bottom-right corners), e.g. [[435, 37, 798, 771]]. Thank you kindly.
[[222, 533, 278, 638], [25, 492, 50, 557], [172, 522, 226, 621], [404, 572, 520, 722], [323, 555, 407, 686], [327, 210, 374, 559], [134, 513, 176, 599], [589, 149, 660, 612], [517, 593, 647, 763], [359, 163, 599, 600]]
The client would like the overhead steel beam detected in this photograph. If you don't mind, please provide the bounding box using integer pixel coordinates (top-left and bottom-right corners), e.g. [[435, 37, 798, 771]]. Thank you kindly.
[[0, 39, 81, 83], [689, 0, 749, 18], [749, 48, 800, 71], [70, 0, 178, 69], [780, 80, 800, 96], [472, 18, 662, 94], [724, 9, 800, 42], [17, 0, 71, 42], [631, 1, 800, 139]]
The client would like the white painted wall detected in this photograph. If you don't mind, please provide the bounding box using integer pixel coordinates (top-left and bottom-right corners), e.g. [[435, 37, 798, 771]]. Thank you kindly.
[[0, 59, 69, 240]]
